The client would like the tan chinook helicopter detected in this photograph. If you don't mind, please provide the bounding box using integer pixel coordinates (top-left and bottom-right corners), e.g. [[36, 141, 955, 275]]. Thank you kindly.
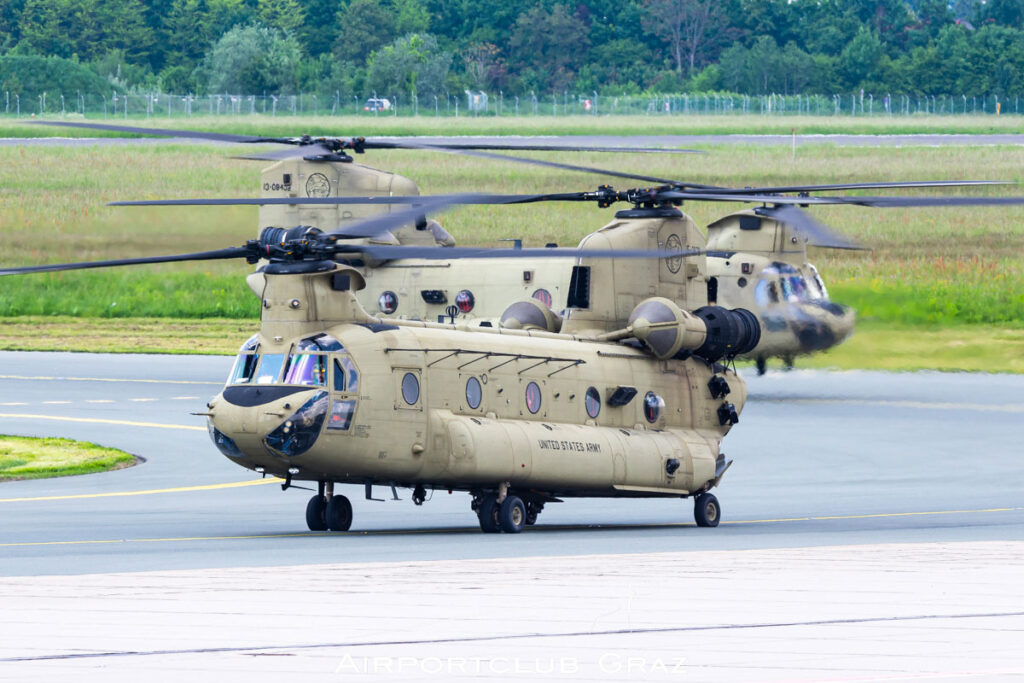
[[38, 121, 1014, 373], [1, 197, 761, 533]]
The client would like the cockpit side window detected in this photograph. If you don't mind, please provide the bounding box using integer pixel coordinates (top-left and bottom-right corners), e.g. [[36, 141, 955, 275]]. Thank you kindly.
[[228, 353, 259, 384], [227, 335, 261, 384], [333, 358, 345, 392], [809, 264, 829, 300]]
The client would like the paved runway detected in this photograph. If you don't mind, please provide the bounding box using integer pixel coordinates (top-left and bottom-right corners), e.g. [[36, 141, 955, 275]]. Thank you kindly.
[[2, 351, 1021, 576]]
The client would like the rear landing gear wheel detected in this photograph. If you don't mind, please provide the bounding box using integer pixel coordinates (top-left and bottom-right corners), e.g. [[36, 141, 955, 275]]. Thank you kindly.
[[477, 494, 501, 533], [756, 356, 767, 376], [694, 492, 720, 527], [325, 494, 353, 531], [305, 495, 327, 531], [499, 496, 525, 534]]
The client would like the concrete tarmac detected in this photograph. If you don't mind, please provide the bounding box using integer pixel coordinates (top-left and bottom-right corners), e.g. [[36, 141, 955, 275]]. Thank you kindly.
[[2, 352, 1023, 681]]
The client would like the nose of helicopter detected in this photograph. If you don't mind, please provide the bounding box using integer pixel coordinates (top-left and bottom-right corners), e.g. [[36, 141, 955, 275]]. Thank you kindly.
[[207, 386, 329, 468], [820, 301, 857, 345]]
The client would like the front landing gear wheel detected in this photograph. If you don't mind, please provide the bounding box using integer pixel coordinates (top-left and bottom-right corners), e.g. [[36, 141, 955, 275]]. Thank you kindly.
[[477, 494, 501, 533], [694, 492, 720, 527], [499, 496, 526, 534], [325, 495, 353, 531], [305, 495, 327, 531]]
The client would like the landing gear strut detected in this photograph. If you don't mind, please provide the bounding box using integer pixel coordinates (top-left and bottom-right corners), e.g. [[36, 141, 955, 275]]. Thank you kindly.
[[756, 356, 767, 376]]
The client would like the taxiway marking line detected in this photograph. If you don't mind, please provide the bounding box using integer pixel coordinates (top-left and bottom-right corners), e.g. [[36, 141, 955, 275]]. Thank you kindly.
[[0, 374, 221, 386], [0, 478, 277, 504], [0, 507, 1018, 546], [0, 413, 205, 432]]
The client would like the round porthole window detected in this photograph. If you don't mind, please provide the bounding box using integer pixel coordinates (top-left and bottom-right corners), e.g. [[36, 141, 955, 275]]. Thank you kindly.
[[401, 372, 419, 405], [525, 381, 542, 414], [585, 386, 601, 419], [378, 291, 398, 314], [465, 376, 482, 410], [532, 288, 552, 307], [643, 391, 665, 423]]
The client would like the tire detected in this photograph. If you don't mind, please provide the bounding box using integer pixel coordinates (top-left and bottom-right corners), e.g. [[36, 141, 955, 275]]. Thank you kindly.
[[325, 495, 353, 532], [694, 492, 720, 528], [305, 495, 327, 531], [499, 495, 526, 534], [477, 494, 501, 533]]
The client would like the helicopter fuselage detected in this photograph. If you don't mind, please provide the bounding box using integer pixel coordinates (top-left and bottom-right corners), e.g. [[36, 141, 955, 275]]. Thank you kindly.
[[208, 315, 744, 500]]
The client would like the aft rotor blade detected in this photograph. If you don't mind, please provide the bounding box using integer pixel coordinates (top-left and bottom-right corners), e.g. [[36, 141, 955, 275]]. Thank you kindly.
[[759, 206, 866, 250], [31, 120, 264, 143], [228, 143, 340, 161], [0, 247, 252, 277], [392, 141, 700, 186], [347, 244, 703, 261], [322, 193, 536, 240]]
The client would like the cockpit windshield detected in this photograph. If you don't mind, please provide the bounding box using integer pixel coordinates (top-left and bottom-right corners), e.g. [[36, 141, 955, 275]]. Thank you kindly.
[[225, 334, 357, 388], [754, 263, 830, 306], [283, 353, 327, 386]]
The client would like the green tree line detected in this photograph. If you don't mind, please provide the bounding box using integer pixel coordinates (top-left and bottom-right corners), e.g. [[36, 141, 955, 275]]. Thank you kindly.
[[1, 0, 1022, 102]]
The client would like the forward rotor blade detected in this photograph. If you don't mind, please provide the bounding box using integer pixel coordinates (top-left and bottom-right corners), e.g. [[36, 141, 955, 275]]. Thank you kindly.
[[0, 247, 252, 277], [348, 245, 703, 261], [709, 180, 1012, 195], [758, 206, 866, 250], [367, 140, 701, 154], [109, 192, 590, 208], [845, 195, 1024, 208]]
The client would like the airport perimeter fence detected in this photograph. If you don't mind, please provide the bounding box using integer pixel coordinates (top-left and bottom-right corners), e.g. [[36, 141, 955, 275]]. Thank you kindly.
[[2, 90, 1022, 119]]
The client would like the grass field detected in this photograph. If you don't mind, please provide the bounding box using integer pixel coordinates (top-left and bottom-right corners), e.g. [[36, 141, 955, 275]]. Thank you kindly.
[[0, 125, 1022, 371], [0, 434, 136, 481], [4, 113, 1024, 138]]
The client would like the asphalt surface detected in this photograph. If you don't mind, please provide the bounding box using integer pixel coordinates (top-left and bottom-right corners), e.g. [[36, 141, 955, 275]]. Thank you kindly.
[[1, 351, 1022, 577]]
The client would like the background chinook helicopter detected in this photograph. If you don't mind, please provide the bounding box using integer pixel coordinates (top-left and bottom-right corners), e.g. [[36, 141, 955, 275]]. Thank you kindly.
[[35, 120, 1021, 372], [0, 196, 761, 534], [118, 176, 1020, 375]]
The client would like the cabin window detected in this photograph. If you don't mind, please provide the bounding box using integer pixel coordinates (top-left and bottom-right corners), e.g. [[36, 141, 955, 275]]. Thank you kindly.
[[283, 354, 327, 386], [255, 354, 286, 384], [525, 381, 542, 414], [585, 386, 601, 419], [327, 399, 356, 431], [402, 372, 420, 405], [643, 391, 665, 423], [465, 376, 482, 410]]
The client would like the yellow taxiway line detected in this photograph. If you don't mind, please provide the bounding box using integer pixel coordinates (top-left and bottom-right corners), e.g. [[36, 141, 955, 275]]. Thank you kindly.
[[0, 374, 220, 385], [0, 507, 1018, 548], [0, 478, 277, 503], [0, 413, 205, 431]]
